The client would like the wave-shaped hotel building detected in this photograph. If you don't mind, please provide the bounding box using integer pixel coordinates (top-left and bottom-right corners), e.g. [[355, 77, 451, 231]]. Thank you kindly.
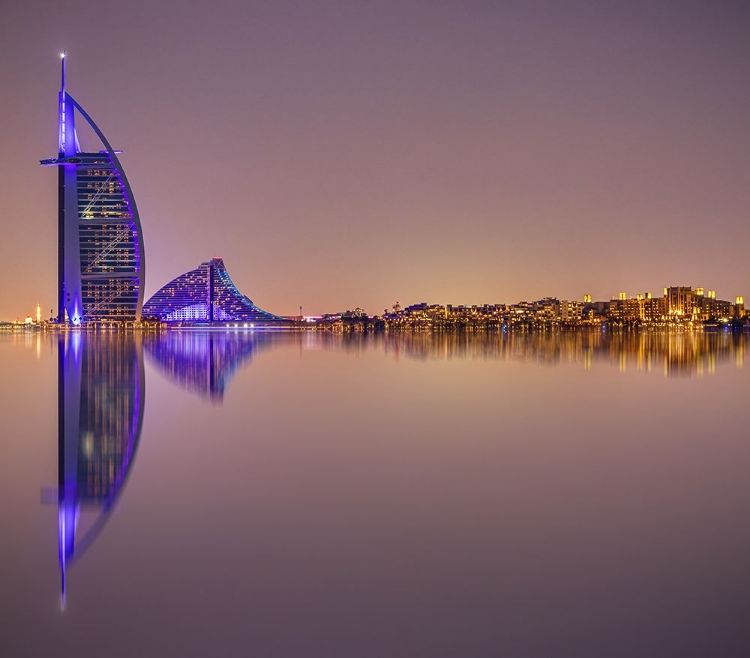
[[143, 257, 284, 325], [42, 56, 285, 326]]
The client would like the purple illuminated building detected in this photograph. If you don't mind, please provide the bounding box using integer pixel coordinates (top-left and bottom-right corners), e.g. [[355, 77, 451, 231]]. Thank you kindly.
[[143, 257, 286, 325], [40, 54, 145, 323]]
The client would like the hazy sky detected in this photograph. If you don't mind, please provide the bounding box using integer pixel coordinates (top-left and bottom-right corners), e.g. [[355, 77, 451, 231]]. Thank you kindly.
[[0, 0, 748, 318]]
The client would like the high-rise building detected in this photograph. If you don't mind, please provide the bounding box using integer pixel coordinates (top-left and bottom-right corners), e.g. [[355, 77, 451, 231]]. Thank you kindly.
[[665, 286, 696, 318], [40, 55, 145, 323]]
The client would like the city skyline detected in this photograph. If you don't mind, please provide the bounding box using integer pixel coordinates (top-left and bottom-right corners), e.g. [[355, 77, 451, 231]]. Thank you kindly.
[[1, 1, 748, 319], [3, 279, 745, 325]]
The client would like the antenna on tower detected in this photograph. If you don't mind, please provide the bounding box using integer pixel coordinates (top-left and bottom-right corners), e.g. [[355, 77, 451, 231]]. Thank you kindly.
[[60, 51, 66, 93]]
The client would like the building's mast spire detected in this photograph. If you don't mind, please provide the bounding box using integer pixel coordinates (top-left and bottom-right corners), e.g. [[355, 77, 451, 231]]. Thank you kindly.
[[58, 51, 80, 156], [60, 51, 66, 94]]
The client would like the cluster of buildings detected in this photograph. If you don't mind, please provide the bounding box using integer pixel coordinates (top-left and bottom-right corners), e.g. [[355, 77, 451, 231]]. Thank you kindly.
[[27, 60, 748, 335], [322, 286, 747, 331]]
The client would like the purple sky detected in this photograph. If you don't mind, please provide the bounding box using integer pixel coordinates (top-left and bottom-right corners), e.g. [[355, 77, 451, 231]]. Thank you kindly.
[[0, 0, 748, 318]]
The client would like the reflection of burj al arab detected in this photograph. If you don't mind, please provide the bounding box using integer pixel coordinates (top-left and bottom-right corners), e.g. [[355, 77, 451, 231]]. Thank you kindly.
[[56, 334, 145, 608], [52, 331, 274, 605]]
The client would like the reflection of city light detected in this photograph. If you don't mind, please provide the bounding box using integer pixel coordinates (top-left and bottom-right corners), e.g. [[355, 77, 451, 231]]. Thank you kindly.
[[83, 432, 94, 457]]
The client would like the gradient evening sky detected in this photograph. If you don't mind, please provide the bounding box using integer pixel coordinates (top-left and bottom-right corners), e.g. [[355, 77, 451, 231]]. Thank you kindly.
[[0, 0, 748, 319]]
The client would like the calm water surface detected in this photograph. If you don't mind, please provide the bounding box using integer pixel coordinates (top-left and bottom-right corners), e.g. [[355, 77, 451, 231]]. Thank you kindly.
[[1, 330, 749, 657]]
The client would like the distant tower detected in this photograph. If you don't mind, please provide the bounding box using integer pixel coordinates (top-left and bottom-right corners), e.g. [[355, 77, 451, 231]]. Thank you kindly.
[[40, 54, 145, 324], [36, 303, 41, 323]]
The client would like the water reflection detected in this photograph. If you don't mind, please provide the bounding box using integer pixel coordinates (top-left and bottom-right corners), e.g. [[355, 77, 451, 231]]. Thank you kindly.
[[54, 333, 144, 608], [325, 330, 747, 376], [47, 328, 746, 605], [143, 330, 279, 403]]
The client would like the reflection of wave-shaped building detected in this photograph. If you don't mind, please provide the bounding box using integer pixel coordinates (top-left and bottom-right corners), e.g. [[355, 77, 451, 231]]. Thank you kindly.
[[143, 258, 285, 324], [144, 331, 277, 403], [56, 334, 144, 606], [40, 56, 145, 324]]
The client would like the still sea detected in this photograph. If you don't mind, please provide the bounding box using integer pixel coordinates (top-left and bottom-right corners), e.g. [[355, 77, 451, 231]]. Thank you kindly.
[[1, 329, 749, 657]]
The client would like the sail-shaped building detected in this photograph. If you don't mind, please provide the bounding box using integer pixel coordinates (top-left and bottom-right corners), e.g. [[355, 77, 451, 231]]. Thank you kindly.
[[40, 55, 145, 324]]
